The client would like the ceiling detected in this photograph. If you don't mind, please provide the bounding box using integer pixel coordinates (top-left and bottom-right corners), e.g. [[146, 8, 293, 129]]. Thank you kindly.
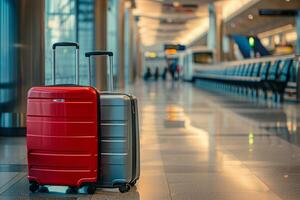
[[134, 0, 300, 49], [224, 0, 300, 36], [134, 0, 217, 47], [192, 0, 300, 46], [134, 0, 258, 48]]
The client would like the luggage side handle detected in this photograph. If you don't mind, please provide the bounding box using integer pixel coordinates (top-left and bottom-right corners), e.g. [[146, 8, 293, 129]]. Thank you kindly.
[[52, 42, 80, 85], [85, 51, 114, 91]]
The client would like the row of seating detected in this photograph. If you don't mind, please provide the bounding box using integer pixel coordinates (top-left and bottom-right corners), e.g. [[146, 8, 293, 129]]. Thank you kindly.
[[193, 55, 298, 103]]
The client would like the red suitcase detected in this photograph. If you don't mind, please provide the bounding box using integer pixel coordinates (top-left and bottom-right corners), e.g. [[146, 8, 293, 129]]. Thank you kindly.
[[27, 42, 98, 194]]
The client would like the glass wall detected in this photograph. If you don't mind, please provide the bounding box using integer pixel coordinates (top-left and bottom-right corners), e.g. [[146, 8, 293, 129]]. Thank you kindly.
[[45, 0, 94, 85], [1, 0, 45, 131], [107, 0, 120, 88], [124, 8, 130, 86], [78, 0, 94, 86], [0, 0, 18, 113]]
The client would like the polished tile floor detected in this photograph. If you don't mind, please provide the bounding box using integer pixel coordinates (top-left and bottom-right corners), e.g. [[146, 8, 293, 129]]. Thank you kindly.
[[1, 81, 300, 199]]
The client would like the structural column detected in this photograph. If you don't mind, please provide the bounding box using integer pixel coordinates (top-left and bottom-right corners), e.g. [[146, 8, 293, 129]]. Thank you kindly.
[[118, 0, 126, 89], [133, 16, 141, 80], [106, 0, 126, 89], [296, 11, 300, 102], [0, 0, 45, 136], [94, 0, 108, 90], [19, 0, 45, 102], [124, 2, 136, 85], [207, 3, 223, 62], [296, 11, 300, 55]]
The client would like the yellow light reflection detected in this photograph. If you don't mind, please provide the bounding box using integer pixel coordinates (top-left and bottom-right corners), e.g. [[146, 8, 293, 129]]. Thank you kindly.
[[165, 105, 184, 113], [165, 105, 186, 123], [286, 121, 297, 133], [248, 131, 254, 153], [249, 132, 254, 145]]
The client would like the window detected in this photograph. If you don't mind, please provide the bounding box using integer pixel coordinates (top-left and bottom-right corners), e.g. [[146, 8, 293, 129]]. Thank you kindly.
[[45, 0, 94, 85], [0, 0, 18, 107], [193, 52, 213, 64]]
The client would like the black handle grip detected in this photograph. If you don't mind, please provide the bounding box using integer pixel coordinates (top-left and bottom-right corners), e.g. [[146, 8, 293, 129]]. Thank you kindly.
[[52, 42, 79, 49], [85, 51, 113, 57]]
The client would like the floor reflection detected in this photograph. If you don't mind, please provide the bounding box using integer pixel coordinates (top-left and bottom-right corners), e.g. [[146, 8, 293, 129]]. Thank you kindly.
[[219, 98, 300, 146]]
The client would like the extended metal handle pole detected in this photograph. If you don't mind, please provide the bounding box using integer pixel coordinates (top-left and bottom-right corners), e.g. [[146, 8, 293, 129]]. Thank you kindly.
[[52, 42, 80, 85], [75, 48, 79, 85], [108, 56, 114, 91], [52, 49, 56, 85], [85, 51, 114, 90], [88, 56, 92, 86]]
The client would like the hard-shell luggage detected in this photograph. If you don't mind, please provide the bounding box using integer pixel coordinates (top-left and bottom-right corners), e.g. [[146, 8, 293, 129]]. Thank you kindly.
[[85, 51, 140, 193], [27, 42, 98, 194]]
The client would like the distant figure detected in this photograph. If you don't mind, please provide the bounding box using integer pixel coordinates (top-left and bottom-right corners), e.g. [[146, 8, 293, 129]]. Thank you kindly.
[[154, 67, 159, 81], [175, 65, 180, 80], [144, 67, 152, 80], [162, 67, 167, 80], [169, 62, 177, 81]]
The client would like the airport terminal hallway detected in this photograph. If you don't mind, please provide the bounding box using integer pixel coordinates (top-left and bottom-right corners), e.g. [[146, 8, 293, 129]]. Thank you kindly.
[[1, 81, 300, 200]]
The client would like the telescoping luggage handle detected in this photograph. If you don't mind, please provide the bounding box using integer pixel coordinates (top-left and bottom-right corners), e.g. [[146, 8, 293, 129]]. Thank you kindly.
[[85, 51, 114, 91], [52, 42, 80, 85]]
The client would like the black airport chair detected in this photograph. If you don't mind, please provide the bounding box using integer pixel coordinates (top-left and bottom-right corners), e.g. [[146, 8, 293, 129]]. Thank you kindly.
[[248, 62, 262, 98], [263, 60, 282, 96], [284, 60, 298, 98], [236, 63, 251, 95], [242, 63, 256, 95], [269, 59, 293, 102], [258, 61, 271, 99]]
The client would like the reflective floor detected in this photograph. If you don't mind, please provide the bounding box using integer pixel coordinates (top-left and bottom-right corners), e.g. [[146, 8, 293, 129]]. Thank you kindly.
[[1, 81, 300, 199]]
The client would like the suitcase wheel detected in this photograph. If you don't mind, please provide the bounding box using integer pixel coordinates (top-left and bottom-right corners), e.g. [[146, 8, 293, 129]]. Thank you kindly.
[[39, 186, 49, 193], [129, 180, 137, 187], [118, 183, 130, 193], [66, 186, 78, 194], [29, 182, 39, 193], [87, 184, 96, 194]]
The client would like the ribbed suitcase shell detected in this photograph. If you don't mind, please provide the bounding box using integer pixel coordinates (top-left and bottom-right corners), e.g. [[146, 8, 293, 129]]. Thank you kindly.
[[99, 92, 140, 187], [27, 86, 99, 187]]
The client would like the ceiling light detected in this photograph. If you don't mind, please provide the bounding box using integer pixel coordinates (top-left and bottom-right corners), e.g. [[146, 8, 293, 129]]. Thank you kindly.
[[274, 35, 280, 45], [248, 14, 254, 20], [142, 39, 156, 47], [173, 2, 180, 7], [179, 18, 209, 45], [145, 51, 157, 58], [285, 0, 291, 2], [261, 38, 270, 46], [257, 24, 294, 38], [286, 31, 297, 42], [223, 0, 254, 22]]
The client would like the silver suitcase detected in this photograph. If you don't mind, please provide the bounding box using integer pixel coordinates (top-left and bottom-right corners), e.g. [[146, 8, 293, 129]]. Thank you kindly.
[[85, 51, 140, 193]]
